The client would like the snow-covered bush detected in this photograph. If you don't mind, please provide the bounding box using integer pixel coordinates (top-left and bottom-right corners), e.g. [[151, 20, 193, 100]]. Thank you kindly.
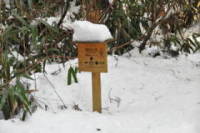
[[0, 0, 79, 120], [94, 0, 200, 55]]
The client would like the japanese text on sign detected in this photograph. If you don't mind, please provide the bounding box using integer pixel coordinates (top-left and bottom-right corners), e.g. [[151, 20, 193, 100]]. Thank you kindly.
[[78, 43, 108, 72]]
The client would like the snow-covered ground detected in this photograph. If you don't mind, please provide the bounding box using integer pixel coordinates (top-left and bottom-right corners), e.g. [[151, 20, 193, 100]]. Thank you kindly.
[[0, 50, 200, 133]]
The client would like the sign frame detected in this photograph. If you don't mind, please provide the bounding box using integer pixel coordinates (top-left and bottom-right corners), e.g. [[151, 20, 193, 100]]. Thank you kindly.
[[77, 42, 108, 73]]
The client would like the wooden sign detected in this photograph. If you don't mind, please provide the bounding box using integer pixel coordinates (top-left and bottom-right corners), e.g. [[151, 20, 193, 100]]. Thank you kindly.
[[77, 42, 108, 72], [77, 42, 108, 113]]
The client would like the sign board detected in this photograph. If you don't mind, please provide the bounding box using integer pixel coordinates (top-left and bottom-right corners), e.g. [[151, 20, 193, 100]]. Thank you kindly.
[[77, 42, 108, 72]]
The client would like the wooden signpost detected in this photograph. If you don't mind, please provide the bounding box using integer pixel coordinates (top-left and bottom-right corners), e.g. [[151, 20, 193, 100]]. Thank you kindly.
[[77, 42, 108, 113]]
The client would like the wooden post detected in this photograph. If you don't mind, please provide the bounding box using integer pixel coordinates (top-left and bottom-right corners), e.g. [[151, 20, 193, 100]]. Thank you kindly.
[[92, 72, 101, 113]]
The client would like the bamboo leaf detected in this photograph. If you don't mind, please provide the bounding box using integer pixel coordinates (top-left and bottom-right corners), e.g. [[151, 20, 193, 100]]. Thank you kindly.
[[71, 67, 78, 83], [28, 0, 33, 9], [15, 81, 31, 113], [74, 67, 79, 74], [22, 74, 34, 80], [13, 14, 28, 26], [67, 67, 72, 85], [0, 92, 8, 110], [47, 48, 60, 54]]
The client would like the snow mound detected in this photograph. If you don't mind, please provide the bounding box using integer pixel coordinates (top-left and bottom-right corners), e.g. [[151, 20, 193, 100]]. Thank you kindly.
[[0, 53, 200, 133], [0, 52, 200, 133], [71, 21, 113, 42]]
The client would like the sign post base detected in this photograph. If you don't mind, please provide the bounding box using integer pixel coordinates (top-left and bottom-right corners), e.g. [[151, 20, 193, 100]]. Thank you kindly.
[[92, 72, 102, 113]]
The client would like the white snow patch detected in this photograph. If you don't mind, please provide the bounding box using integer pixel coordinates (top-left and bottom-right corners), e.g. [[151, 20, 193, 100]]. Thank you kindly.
[[71, 21, 113, 42], [142, 45, 161, 56], [68, 0, 80, 15], [109, 0, 113, 4], [45, 17, 59, 26], [139, 22, 146, 35], [170, 43, 179, 51], [0, 51, 200, 133], [164, 8, 175, 19], [187, 53, 200, 64], [11, 51, 25, 61], [3, 0, 10, 8], [183, 22, 200, 39]]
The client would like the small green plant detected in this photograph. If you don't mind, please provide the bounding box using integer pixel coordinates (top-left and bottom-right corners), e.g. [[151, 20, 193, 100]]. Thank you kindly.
[[67, 66, 78, 85], [0, 79, 31, 120], [0, 7, 77, 120]]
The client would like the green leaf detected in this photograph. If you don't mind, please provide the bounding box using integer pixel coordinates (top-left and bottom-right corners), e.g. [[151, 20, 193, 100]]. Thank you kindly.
[[0, 91, 8, 110], [67, 67, 72, 85], [47, 48, 60, 54], [192, 34, 200, 46], [30, 25, 39, 46], [28, 0, 33, 9], [8, 87, 15, 109], [71, 68, 78, 83], [15, 81, 31, 113], [22, 74, 34, 80], [67, 67, 79, 85], [74, 67, 79, 74], [13, 14, 28, 26]]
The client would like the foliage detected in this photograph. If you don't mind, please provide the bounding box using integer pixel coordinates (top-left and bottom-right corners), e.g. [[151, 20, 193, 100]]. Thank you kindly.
[[104, 0, 140, 54], [97, 0, 200, 54], [0, 0, 78, 120], [164, 33, 200, 53], [0, 79, 31, 120]]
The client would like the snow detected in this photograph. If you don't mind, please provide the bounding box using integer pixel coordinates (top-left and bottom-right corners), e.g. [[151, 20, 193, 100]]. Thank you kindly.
[[0, 49, 200, 133], [183, 23, 200, 39], [38, 19, 113, 43], [183, 22, 200, 43], [139, 22, 146, 35], [31, 1, 80, 26], [3, 0, 10, 8], [71, 21, 113, 42], [109, 0, 113, 4], [44, 17, 59, 26], [11, 51, 25, 61], [68, 1, 80, 16]]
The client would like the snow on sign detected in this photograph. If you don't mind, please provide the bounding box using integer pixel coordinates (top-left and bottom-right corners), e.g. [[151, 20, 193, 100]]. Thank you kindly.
[[72, 21, 113, 42], [78, 42, 107, 72]]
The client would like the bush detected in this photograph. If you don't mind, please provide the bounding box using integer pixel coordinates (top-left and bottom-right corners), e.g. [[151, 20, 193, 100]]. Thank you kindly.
[[0, 0, 78, 120]]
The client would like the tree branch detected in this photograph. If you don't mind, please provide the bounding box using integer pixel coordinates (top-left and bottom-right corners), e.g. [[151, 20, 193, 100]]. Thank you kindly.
[[57, 1, 70, 27], [139, 7, 171, 52]]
